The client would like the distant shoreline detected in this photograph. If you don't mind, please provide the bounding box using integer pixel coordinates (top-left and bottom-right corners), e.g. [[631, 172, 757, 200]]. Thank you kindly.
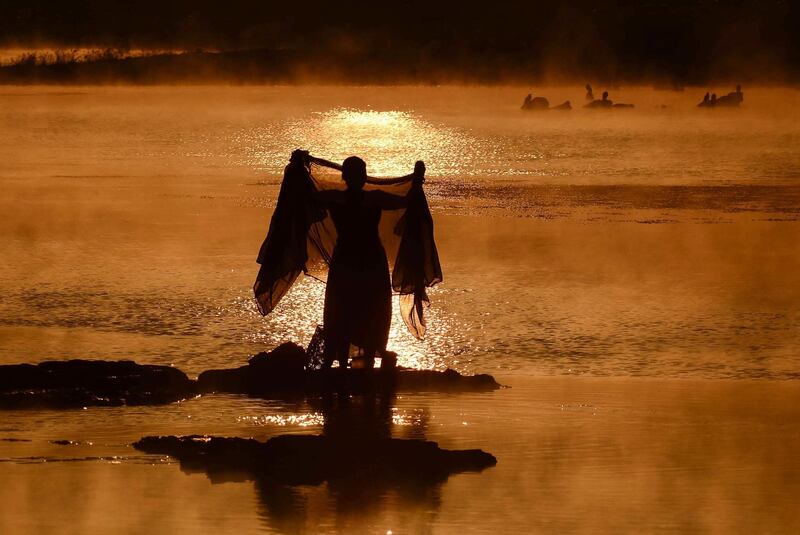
[[1, 49, 796, 87]]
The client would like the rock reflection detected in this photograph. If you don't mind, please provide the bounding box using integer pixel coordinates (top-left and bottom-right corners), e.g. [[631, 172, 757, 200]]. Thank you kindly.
[[254, 395, 441, 533], [254, 478, 442, 535], [138, 393, 488, 534]]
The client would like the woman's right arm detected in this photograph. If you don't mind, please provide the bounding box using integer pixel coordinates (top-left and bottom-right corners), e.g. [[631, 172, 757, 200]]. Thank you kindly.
[[367, 161, 427, 209]]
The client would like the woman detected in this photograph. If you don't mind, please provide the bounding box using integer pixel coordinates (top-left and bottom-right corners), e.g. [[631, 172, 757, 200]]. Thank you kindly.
[[253, 150, 438, 370], [316, 156, 425, 369]]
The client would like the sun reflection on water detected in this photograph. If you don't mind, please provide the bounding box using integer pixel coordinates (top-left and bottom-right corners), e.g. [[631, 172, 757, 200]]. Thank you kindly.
[[237, 413, 325, 427], [390, 407, 426, 426], [313, 110, 429, 176], [242, 108, 469, 177]]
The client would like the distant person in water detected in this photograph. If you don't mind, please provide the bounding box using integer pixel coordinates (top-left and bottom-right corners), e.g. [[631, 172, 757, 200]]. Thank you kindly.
[[698, 86, 742, 108], [521, 93, 570, 111], [521, 93, 547, 110], [522, 93, 533, 109], [584, 90, 612, 108], [716, 84, 744, 107], [316, 157, 426, 369], [585, 83, 594, 101], [584, 90, 634, 109]]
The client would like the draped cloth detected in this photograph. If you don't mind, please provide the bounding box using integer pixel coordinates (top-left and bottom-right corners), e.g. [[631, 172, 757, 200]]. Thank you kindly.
[[253, 155, 442, 341]]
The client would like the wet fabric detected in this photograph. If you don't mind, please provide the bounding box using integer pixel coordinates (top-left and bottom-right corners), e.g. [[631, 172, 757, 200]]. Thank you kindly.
[[254, 156, 442, 343]]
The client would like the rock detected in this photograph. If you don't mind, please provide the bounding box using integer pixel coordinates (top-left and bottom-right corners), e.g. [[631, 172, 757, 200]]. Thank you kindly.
[[197, 364, 501, 396], [0, 345, 501, 408], [0, 359, 195, 408], [248, 342, 309, 372], [133, 434, 496, 485], [397, 368, 500, 391]]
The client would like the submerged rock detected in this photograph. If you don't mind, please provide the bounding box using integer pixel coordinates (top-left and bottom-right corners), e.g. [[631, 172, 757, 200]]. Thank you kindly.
[[134, 434, 496, 485], [0, 359, 195, 408]]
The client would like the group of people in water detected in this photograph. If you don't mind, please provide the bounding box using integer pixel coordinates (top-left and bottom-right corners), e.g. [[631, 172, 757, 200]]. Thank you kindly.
[[520, 83, 634, 111], [521, 83, 744, 111], [697, 85, 744, 107], [521, 93, 572, 111], [583, 84, 635, 108]]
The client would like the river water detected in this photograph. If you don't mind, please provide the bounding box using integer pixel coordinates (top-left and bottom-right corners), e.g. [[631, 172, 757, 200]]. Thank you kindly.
[[1, 86, 799, 533]]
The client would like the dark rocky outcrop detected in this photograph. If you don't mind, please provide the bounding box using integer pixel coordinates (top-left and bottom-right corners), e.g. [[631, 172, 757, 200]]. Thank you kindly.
[[0, 344, 500, 408], [0, 359, 195, 408], [197, 343, 501, 396], [134, 434, 496, 485]]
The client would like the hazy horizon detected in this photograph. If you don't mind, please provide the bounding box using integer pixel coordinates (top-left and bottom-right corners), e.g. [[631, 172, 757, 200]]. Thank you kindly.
[[3, 0, 799, 84]]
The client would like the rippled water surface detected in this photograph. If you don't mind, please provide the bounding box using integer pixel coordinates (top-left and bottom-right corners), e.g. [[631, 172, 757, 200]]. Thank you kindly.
[[2, 377, 799, 534], [1, 86, 799, 533], [2, 86, 799, 377]]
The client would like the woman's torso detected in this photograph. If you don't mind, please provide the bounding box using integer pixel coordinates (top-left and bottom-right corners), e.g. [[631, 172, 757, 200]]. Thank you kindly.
[[328, 192, 387, 268]]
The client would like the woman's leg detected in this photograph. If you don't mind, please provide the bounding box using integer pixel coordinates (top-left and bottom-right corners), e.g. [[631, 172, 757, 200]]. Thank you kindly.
[[322, 341, 336, 369], [362, 346, 376, 369], [336, 340, 349, 369], [323, 335, 349, 369]]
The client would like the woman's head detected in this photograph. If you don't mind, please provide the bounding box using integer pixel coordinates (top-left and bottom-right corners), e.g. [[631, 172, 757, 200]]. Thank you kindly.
[[342, 156, 367, 190]]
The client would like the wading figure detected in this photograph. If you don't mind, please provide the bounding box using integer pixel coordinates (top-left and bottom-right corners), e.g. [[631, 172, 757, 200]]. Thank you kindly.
[[253, 150, 440, 371], [584, 90, 634, 109], [584, 90, 613, 108], [521, 92, 571, 111], [318, 157, 424, 369], [716, 84, 744, 107]]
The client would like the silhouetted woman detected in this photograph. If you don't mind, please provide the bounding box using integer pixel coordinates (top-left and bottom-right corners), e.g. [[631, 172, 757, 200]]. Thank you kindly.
[[316, 156, 425, 369]]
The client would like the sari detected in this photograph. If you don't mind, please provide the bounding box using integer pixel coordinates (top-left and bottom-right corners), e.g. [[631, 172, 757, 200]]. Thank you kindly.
[[254, 153, 442, 351]]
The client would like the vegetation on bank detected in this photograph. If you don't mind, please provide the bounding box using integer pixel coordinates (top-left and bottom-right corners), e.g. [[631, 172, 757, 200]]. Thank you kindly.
[[1, 46, 796, 86]]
